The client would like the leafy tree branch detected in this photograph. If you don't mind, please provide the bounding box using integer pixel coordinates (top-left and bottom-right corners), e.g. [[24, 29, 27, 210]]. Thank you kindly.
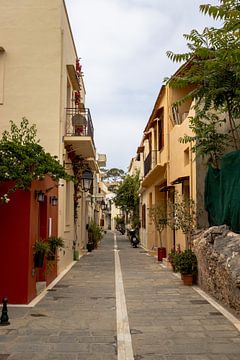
[[0, 118, 71, 202], [113, 172, 140, 228], [166, 0, 240, 162]]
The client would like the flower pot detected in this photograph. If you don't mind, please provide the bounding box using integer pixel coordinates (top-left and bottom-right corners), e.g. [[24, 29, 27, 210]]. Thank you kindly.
[[74, 250, 79, 260], [87, 243, 94, 252], [34, 251, 45, 268], [157, 247, 166, 261], [181, 273, 193, 286]]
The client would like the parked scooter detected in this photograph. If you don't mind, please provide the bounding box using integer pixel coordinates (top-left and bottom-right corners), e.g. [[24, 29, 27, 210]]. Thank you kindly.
[[129, 229, 140, 248], [116, 224, 125, 235]]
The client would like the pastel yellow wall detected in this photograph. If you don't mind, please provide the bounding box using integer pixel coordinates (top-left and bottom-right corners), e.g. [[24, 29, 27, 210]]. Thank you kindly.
[[138, 83, 208, 254], [169, 109, 195, 186], [0, 0, 62, 154]]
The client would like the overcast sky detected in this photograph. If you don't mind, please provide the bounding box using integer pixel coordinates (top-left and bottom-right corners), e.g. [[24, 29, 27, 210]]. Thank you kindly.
[[65, 0, 220, 172]]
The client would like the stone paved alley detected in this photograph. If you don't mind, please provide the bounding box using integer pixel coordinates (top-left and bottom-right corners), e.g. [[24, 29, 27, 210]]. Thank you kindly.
[[1, 232, 240, 359]]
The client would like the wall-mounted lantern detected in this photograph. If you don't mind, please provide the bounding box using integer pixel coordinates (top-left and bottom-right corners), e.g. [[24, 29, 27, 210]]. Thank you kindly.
[[35, 190, 45, 203], [50, 196, 58, 206], [81, 169, 93, 192]]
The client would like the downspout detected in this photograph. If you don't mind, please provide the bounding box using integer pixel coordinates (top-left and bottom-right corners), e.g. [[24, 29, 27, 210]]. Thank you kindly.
[[167, 86, 175, 249], [189, 142, 193, 200], [58, 29, 64, 241]]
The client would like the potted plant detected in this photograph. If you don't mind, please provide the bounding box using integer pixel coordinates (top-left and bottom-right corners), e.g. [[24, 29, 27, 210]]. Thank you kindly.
[[33, 240, 50, 268], [148, 203, 168, 261], [47, 236, 64, 260], [167, 249, 177, 271], [87, 221, 104, 251], [174, 249, 198, 285], [167, 244, 182, 271], [168, 192, 196, 249], [86, 242, 94, 252]]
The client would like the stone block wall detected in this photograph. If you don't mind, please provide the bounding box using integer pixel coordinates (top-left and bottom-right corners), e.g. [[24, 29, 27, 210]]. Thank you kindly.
[[193, 225, 240, 314]]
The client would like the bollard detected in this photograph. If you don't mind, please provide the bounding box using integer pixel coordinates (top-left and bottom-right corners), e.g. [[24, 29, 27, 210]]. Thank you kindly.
[[0, 297, 10, 326]]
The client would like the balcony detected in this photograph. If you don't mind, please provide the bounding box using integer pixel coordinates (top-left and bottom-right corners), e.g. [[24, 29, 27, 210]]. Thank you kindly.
[[64, 108, 96, 159], [144, 150, 157, 177], [142, 150, 166, 187], [97, 154, 107, 168]]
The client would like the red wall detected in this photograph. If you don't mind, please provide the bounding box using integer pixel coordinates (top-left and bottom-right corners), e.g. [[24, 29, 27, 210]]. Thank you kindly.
[[0, 183, 32, 304], [0, 177, 59, 304]]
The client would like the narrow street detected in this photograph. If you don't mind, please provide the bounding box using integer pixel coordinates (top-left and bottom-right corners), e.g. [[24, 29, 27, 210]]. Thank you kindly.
[[1, 232, 240, 360]]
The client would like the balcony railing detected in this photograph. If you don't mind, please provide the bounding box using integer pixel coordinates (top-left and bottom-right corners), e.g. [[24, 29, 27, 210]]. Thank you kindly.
[[65, 107, 94, 144], [144, 150, 157, 177]]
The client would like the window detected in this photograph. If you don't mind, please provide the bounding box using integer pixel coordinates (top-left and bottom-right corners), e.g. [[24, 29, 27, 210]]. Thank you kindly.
[[148, 193, 153, 224], [172, 105, 181, 125], [154, 108, 164, 150], [142, 204, 146, 229], [184, 147, 190, 166], [158, 119, 164, 150]]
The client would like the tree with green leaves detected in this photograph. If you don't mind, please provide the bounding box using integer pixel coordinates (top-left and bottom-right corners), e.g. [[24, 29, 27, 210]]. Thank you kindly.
[[101, 167, 125, 183], [168, 192, 197, 249], [0, 118, 71, 202], [113, 172, 140, 229], [166, 0, 240, 166], [179, 111, 229, 169], [148, 202, 168, 248]]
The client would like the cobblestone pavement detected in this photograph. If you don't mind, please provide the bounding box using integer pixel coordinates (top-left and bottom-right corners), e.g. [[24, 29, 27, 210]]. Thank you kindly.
[[0, 232, 240, 359]]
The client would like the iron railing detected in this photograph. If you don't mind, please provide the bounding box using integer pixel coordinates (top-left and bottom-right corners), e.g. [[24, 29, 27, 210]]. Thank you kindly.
[[144, 150, 157, 177], [65, 107, 94, 144]]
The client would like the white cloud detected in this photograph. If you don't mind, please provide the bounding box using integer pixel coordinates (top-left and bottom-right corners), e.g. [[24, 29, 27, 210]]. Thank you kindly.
[[65, 0, 220, 169], [93, 113, 145, 171]]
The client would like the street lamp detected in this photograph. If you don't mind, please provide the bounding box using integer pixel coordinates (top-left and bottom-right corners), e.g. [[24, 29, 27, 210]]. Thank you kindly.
[[81, 169, 93, 192]]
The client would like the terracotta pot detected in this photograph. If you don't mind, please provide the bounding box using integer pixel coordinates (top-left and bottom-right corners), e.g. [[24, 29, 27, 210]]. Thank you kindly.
[[157, 247, 166, 261], [181, 273, 193, 286]]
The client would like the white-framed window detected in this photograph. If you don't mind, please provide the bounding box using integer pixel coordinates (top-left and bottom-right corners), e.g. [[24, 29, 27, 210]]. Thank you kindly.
[[172, 105, 181, 125]]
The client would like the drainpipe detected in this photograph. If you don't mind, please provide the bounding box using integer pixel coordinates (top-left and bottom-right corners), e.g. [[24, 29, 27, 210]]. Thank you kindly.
[[166, 86, 175, 249], [189, 142, 193, 200]]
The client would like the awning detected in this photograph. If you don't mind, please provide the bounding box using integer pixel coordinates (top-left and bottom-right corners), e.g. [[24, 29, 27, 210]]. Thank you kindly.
[[171, 176, 189, 185], [159, 185, 175, 192]]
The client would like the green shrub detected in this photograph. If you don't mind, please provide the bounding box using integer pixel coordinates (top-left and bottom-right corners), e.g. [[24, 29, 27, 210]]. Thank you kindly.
[[88, 221, 104, 248], [33, 240, 50, 254], [48, 236, 64, 251], [174, 249, 198, 275]]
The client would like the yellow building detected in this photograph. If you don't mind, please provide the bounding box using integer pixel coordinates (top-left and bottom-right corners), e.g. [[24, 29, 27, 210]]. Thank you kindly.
[[137, 68, 208, 256], [0, 1, 99, 276]]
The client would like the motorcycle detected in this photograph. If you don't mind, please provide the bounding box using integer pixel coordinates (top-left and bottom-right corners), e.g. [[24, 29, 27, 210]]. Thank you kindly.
[[129, 229, 140, 248], [116, 224, 125, 235]]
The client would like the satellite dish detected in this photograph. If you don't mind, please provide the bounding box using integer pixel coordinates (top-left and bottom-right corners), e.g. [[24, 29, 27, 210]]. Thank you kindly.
[[72, 114, 87, 126]]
